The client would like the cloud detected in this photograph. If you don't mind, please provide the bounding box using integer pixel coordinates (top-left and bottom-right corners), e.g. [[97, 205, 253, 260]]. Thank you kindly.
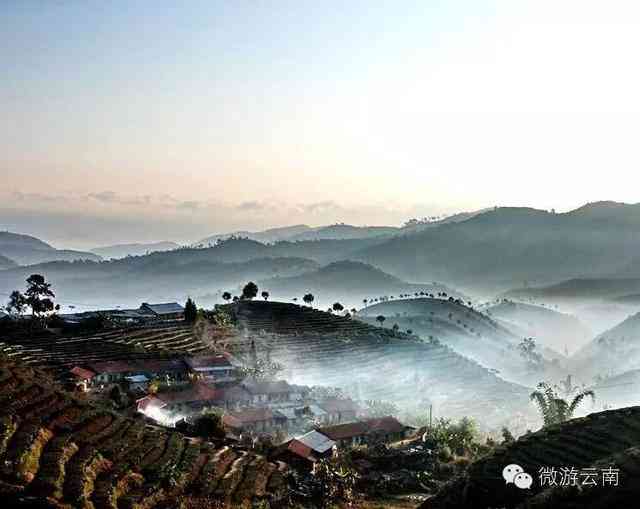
[[88, 190, 120, 203], [176, 200, 200, 211], [237, 200, 268, 212]]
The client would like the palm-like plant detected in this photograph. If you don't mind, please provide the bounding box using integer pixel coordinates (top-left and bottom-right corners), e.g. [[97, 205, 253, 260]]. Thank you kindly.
[[530, 382, 595, 427]]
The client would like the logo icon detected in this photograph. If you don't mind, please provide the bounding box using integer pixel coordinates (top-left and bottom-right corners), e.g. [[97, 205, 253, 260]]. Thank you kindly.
[[503, 464, 532, 489]]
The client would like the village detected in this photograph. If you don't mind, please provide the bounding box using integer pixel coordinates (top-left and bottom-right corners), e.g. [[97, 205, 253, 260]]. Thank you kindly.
[[60, 299, 417, 474]]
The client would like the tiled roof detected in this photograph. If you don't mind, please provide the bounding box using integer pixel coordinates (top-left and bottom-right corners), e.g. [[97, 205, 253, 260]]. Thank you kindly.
[[243, 380, 292, 395], [318, 398, 359, 414], [297, 430, 336, 454], [70, 366, 96, 380], [316, 421, 369, 441], [185, 354, 233, 369], [317, 416, 410, 441], [226, 408, 275, 424], [155, 382, 220, 405]]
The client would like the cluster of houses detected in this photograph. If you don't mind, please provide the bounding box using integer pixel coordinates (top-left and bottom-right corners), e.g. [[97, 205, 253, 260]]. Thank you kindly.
[[273, 416, 415, 470]]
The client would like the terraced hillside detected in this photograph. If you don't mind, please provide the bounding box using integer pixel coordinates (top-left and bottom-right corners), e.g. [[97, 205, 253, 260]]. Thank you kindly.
[[421, 406, 640, 509], [485, 300, 592, 354], [356, 298, 566, 385], [0, 324, 209, 379], [0, 360, 288, 508], [226, 301, 532, 428]]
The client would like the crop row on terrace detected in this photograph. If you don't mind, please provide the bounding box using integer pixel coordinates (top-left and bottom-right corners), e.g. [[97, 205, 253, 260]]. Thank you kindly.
[[0, 324, 210, 380], [0, 361, 287, 508]]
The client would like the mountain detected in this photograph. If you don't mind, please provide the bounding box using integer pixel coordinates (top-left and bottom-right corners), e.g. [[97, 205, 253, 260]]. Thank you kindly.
[[0, 250, 318, 310], [287, 224, 399, 241], [0, 254, 17, 270], [484, 300, 592, 354], [257, 260, 462, 309], [505, 277, 640, 302], [573, 310, 640, 377], [422, 406, 640, 509], [0, 231, 101, 265], [196, 224, 312, 246], [356, 202, 640, 292], [90, 241, 180, 259]]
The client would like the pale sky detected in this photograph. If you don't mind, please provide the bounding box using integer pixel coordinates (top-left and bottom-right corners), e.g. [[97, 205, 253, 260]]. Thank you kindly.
[[3, 0, 640, 247]]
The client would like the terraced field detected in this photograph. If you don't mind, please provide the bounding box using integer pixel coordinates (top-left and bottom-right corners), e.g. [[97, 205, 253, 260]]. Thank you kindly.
[[227, 301, 531, 427], [421, 406, 640, 509], [0, 360, 288, 508], [0, 324, 209, 379]]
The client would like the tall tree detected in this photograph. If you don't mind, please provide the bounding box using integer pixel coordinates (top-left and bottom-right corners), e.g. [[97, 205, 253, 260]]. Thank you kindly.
[[530, 382, 595, 427], [376, 315, 386, 327], [332, 302, 344, 314], [24, 274, 58, 326], [222, 291, 232, 302], [261, 291, 270, 301], [303, 293, 314, 306], [184, 297, 197, 323]]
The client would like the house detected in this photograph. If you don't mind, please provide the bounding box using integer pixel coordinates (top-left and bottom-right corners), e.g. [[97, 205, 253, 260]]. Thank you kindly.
[[272, 430, 336, 471], [140, 302, 184, 320], [316, 416, 414, 448], [89, 358, 189, 385], [69, 366, 96, 391], [89, 360, 138, 383], [317, 398, 359, 424], [223, 408, 287, 434], [185, 354, 237, 382], [212, 385, 253, 410], [242, 380, 299, 405], [137, 382, 220, 414]]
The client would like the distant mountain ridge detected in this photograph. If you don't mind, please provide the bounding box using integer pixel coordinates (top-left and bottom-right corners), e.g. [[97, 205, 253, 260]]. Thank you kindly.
[[90, 241, 180, 259], [355, 202, 640, 291], [0, 253, 17, 270], [0, 231, 101, 265]]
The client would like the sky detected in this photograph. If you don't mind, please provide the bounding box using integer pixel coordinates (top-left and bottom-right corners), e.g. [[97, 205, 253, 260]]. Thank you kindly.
[[3, 0, 640, 247]]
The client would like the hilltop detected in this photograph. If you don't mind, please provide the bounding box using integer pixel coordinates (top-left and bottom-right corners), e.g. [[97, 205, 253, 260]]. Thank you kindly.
[[0, 359, 287, 508], [257, 261, 461, 309], [90, 241, 180, 259], [573, 310, 640, 378], [0, 232, 100, 265], [356, 297, 564, 385], [225, 300, 531, 428], [0, 254, 17, 270], [422, 405, 640, 509], [484, 300, 592, 354], [355, 202, 640, 292]]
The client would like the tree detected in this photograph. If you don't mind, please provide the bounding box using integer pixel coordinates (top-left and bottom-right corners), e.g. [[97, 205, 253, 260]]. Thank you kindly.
[[241, 281, 258, 300], [376, 315, 386, 327], [184, 297, 197, 323], [222, 291, 232, 302], [23, 274, 58, 327], [6, 290, 27, 318], [392, 323, 399, 333], [332, 302, 344, 314], [530, 382, 595, 427], [261, 291, 269, 301], [193, 411, 226, 440], [303, 293, 314, 306], [519, 337, 543, 371], [363, 298, 368, 308]]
